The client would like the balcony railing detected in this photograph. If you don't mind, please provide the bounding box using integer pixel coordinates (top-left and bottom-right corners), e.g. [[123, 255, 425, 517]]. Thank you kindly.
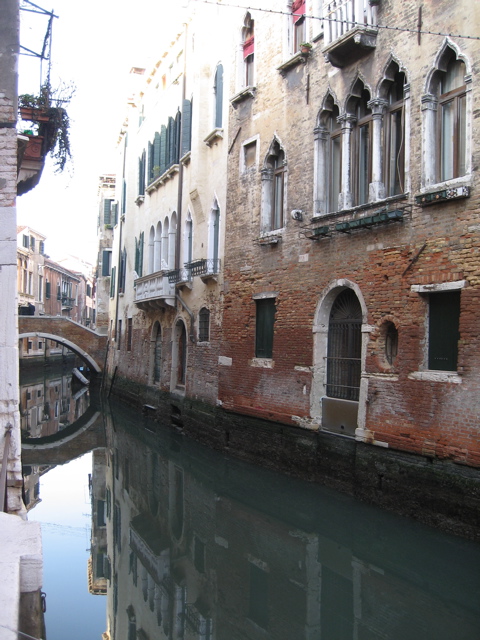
[[184, 259, 221, 278], [134, 271, 176, 308], [165, 268, 192, 284], [323, 0, 378, 66]]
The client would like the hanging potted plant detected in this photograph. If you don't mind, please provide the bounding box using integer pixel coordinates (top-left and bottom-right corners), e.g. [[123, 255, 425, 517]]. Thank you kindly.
[[18, 82, 75, 172], [300, 42, 313, 54]]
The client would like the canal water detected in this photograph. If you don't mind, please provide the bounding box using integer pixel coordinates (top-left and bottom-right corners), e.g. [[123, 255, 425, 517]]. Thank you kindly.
[[20, 365, 480, 639]]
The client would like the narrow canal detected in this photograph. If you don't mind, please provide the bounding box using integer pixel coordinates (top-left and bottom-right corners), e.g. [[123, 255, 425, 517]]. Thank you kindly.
[[20, 364, 480, 639]]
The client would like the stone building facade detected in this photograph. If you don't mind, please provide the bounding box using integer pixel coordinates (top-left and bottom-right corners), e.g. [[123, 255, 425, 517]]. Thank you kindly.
[[218, 0, 480, 468], [106, 3, 238, 410]]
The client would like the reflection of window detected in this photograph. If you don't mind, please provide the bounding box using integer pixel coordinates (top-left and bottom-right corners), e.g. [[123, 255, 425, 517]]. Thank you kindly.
[[292, 0, 306, 53], [255, 297, 276, 358], [438, 59, 466, 182], [428, 291, 460, 371], [194, 535, 206, 573], [327, 289, 362, 401], [153, 322, 162, 384], [249, 563, 268, 629]]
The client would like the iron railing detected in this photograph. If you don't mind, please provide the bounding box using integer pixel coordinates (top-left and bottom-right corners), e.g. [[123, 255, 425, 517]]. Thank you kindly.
[[184, 259, 221, 277]]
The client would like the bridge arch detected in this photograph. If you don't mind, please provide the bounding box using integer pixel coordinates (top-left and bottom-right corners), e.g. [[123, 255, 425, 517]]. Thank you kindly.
[[18, 316, 108, 373], [19, 332, 102, 372]]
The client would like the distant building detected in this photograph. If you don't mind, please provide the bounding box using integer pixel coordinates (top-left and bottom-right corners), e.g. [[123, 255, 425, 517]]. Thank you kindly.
[[17, 225, 47, 316]]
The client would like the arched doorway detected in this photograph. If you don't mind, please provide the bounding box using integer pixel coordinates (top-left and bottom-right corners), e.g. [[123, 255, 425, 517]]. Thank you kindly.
[[172, 320, 187, 389], [312, 282, 368, 437]]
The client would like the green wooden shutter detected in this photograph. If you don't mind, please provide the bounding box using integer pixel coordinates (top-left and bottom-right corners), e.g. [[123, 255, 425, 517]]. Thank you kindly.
[[103, 198, 112, 225], [215, 65, 224, 128], [167, 117, 175, 167], [181, 99, 192, 157], [110, 266, 116, 298], [428, 291, 460, 371], [255, 298, 275, 358], [174, 110, 181, 163], [45, 281, 51, 299], [159, 126, 167, 175], [148, 141, 154, 182], [139, 231, 144, 277], [153, 132, 161, 176], [102, 250, 111, 276]]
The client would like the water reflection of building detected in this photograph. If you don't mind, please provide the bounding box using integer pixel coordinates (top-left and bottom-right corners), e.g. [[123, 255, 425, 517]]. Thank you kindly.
[[89, 449, 108, 596], [22, 464, 52, 512], [19, 369, 90, 439], [101, 406, 480, 640]]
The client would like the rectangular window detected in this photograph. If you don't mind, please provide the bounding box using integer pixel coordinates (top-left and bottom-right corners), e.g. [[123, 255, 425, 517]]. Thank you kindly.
[[428, 291, 460, 371], [127, 318, 133, 351], [103, 198, 112, 225], [255, 298, 276, 358], [38, 275, 43, 302], [30, 236, 35, 251], [292, 0, 306, 52], [102, 250, 112, 277], [244, 141, 257, 169], [117, 319, 122, 349], [23, 234, 29, 248], [45, 281, 51, 299]]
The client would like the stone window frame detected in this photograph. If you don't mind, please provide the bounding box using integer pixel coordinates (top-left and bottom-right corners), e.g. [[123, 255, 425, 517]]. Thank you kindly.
[[260, 137, 287, 235], [420, 39, 472, 194], [251, 291, 278, 367], [409, 280, 465, 383], [313, 60, 411, 218]]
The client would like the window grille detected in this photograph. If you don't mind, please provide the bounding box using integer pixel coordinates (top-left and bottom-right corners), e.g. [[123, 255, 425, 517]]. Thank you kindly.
[[327, 289, 362, 401]]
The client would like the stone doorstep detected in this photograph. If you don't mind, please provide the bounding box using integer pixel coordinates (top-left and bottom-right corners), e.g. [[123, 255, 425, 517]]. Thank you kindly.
[[0, 512, 42, 639]]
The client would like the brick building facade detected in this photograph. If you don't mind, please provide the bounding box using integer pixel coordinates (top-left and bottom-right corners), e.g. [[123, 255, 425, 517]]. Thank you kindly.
[[104, 0, 480, 534], [217, 0, 480, 468]]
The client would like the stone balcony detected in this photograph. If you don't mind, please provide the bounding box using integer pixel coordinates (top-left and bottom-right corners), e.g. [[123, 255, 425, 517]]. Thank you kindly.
[[322, 0, 378, 67], [134, 271, 176, 309]]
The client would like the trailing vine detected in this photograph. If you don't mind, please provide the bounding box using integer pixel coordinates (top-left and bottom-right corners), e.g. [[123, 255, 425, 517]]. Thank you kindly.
[[19, 81, 75, 172]]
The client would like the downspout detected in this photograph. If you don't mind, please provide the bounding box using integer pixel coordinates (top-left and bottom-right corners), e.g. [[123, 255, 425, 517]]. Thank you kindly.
[[175, 22, 195, 345], [113, 212, 123, 345], [175, 22, 188, 270]]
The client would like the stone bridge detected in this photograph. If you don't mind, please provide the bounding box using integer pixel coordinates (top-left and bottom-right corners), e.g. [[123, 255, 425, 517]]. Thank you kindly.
[[18, 316, 108, 373]]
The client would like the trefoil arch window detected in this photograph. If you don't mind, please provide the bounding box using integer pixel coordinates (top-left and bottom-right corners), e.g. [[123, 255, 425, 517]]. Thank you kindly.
[[380, 66, 407, 197], [261, 139, 286, 233], [347, 85, 373, 207], [422, 43, 471, 188], [314, 94, 341, 215]]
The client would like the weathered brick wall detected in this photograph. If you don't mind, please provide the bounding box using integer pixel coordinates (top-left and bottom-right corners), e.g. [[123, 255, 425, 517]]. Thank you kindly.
[[219, 0, 480, 466]]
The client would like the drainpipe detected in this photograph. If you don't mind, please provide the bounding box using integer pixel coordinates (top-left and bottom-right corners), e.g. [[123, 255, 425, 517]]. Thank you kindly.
[[175, 21, 188, 270], [113, 213, 123, 345], [176, 293, 195, 343]]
